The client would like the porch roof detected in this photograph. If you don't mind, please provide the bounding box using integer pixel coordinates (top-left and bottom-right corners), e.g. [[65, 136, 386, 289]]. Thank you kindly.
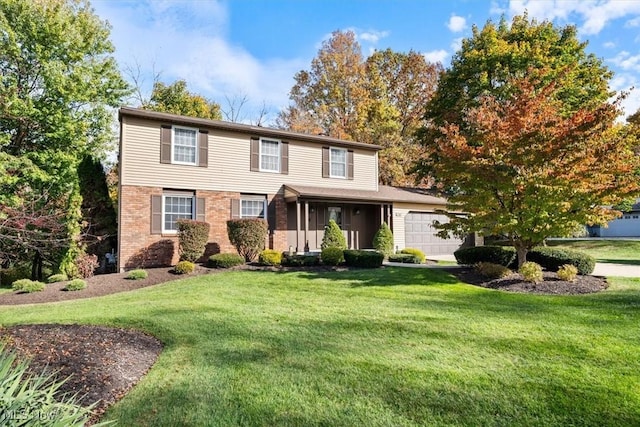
[[283, 184, 448, 205]]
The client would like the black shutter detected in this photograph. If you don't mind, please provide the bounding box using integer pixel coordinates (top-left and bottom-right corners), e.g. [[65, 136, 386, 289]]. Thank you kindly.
[[250, 137, 259, 171], [281, 141, 289, 174], [198, 130, 208, 167], [322, 146, 330, 177], [160, 125, 172, 163], [196, 197, 205, 222]]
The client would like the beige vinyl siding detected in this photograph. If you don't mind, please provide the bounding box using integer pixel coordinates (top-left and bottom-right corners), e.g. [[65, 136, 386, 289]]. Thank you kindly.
[[392, 202, 447, 250], [121, 116, 378, 193]]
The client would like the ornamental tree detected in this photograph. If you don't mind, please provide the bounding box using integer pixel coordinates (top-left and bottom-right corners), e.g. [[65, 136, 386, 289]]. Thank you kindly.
[[144, 79, 222, 120], [428, 72, 640, 267]]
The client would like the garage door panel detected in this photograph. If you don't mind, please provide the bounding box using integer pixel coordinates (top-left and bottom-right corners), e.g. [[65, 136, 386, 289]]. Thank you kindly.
[[404, 212, 463, 255]]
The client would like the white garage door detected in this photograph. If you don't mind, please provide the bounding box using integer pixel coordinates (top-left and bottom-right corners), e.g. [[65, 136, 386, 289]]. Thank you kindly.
[[404, 212, 464, 255]]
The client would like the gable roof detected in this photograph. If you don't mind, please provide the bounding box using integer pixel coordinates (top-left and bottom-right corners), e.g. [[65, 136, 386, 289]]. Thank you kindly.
[[119, 107, 382, 151]]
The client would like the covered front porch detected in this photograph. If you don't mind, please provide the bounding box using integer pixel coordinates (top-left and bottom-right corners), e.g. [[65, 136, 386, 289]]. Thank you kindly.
[[283, 185, 393, 252]]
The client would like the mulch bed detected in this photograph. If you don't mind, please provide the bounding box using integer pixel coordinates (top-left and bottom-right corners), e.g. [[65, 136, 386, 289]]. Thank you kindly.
[[0, 263, 609, 424]]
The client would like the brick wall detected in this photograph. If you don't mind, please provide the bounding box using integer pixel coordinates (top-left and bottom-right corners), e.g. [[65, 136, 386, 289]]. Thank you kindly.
[[118, 185, 289, 271]]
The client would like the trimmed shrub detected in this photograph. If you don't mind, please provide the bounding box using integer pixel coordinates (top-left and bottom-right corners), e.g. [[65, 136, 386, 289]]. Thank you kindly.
[[454, 246, 516, 267], [12, 279, 45, 293], [344, 250, 384, 268], [259, 249, 283, 266], [400, 247, 426, 263], [557, 264, 579, 282], [0, 342, 100, 426], [47, 273, 68, 284], [75, 253, 99, 279], [321, 219, 347, 250], [388, 253, 422, 264], [474, 262, 512, 279], [528, 247, 595, 275], [174, 260, 195, 275], [227, 218, 268, 262], [1, 265, 31, 287], [519, 262, 543, 283], [321, 247, 345, 266], [63, 279, 87, 291], [126, 269, 148, 280], [177, 219, 210, 262], [209, 253, 245, 268], [373, 222, 394, 257], [281, 253, 320, 267]]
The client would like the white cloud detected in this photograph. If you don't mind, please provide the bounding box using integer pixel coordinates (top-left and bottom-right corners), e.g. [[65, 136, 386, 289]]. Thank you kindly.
[[447, 15, 467, 32], [506, 0, 640, 35], [609, 51, 640, 72], [610, 73, 640, 119], [451, 37, 464, 53], [358, 30, 390, 44], [603, 41, 616, 49], [423, 50, 449, 64], [625, 16, 640, 27]]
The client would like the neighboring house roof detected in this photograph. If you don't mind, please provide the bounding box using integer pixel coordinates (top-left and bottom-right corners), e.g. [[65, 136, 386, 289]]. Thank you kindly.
[[284, 184, 448, 205], [119, 107, 382, 151]]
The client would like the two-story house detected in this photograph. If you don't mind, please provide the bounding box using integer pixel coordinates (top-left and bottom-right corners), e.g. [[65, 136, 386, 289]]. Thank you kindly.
[[117, 107, 464, 271]]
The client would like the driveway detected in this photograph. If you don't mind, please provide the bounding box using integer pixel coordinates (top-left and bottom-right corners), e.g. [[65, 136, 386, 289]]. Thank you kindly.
[[425, 255, 640, 278]]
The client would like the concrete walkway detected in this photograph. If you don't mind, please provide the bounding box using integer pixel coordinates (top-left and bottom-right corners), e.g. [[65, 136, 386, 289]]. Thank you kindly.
[[389, 254, 640, 278]]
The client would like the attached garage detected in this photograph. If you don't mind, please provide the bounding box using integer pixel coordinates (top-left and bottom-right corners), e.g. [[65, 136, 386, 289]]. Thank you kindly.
[[404, 212, 464, 255]]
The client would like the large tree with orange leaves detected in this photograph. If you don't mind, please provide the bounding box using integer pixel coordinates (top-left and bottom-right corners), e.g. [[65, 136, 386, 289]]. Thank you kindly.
[[428, 72, 640, 267]]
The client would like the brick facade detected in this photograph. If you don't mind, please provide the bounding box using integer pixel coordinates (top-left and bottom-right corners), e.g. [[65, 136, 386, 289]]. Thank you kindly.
[[118, 185, 289, 271]]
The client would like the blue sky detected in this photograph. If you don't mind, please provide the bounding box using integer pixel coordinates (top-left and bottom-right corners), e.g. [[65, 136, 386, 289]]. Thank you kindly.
[[92, 0, 640, 124]]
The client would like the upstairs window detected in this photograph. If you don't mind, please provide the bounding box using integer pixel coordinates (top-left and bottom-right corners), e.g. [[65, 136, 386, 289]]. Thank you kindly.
[[172, 126, 198, 165], [330, 147, 347, 178], [260, 138, 280, 172]]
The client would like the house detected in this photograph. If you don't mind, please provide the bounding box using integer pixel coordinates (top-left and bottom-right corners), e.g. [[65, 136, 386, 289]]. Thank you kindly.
[[588, 201, 640, 237], [117, 107, 465, 271]]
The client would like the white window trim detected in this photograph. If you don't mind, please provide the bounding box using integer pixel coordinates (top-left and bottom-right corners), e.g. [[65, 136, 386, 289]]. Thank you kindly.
[[171, 125, 198, 166], [240, 195, 268, 220], [259, 137, 281, 173], [162, 192, 195, 234], [329, 147, 347, 179]]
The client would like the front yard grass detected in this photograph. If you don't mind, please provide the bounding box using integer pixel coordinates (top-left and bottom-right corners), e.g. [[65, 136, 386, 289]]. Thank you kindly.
[[0, 267, 639, 426], [548, 239, 640, 265]]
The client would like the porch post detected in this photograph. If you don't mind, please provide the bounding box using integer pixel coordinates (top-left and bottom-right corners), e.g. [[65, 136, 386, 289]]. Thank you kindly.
[[296, 200, 301, 252], [380, 204, 384, 226], [304, 201, 309, 251]]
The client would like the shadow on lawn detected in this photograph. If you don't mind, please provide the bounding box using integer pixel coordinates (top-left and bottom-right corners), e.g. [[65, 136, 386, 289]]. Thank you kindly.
[[596, 258, 640, 266], [289, 266, 460, 287]]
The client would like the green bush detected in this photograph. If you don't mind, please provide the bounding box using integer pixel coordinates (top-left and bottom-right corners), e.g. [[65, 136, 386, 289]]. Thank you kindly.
[[321, 247, 345, 266], [12, 279, 45, 293], [0, 264, 31, 287], [321, 219, 347, 250], [177, 219, 210, 262], [174, 260, 195, 275], [281, 253, 320, 267], [227, 218, 268, 262], [126, 269, 148, 280], [258, 249, 282, 266], [208, 253, 245, 268], [343, 250, 384, 268], [0, 343, 105, 427], [373, 222, 394, 257], [474, 262, 512, 279], [454, 246, 517, 266], [557, 264, 579, 282], [519, 261, 543, 283], [63, 279, 87, 291], [388, 253, 422, 264], [47, 273, 68, 283], [528, 247, 595, 275], [400, 247, 426, 263]]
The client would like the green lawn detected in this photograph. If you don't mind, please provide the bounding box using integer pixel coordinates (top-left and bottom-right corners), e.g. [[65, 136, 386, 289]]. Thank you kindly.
[[1, 267, 639, 426], [547, 239, 640, 265]]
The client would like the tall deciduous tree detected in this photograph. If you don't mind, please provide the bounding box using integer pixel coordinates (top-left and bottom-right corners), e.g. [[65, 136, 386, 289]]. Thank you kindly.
[[0, 0, 129, 275], [418, 14, 612, 179], [429, 72, 639, 267], [278, 31, 442, 186], [144, 80, 222, 120]]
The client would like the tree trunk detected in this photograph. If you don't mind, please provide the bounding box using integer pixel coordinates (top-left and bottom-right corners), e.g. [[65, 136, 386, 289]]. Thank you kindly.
[[31, 252, 43, 281], [516, 245, 528, 269]]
